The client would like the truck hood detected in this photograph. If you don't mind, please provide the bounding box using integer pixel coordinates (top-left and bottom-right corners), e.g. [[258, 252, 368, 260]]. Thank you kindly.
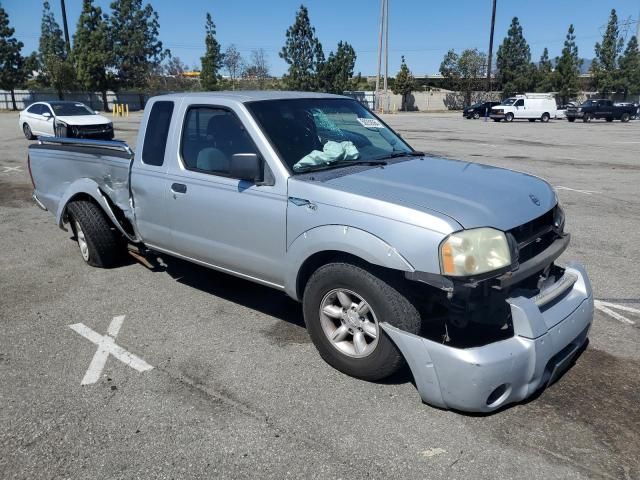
[[55, 114, 111, 126], [321, 156, 556, 231]]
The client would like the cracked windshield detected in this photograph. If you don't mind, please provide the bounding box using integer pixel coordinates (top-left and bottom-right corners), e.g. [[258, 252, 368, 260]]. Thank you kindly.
[[247, 98, 413, 173]]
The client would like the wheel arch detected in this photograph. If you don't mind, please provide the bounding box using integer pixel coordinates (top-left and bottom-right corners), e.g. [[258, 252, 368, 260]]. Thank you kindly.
[[285, 225, 415, 301], [56, 178, 138, 242]]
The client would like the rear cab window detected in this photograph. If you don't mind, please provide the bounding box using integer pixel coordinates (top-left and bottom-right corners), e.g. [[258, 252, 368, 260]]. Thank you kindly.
[[142, 101, 174, 166]]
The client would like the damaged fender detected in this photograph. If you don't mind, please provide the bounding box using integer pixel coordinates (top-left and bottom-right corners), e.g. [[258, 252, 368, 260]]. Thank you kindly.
[[284, 225, 414, 300]]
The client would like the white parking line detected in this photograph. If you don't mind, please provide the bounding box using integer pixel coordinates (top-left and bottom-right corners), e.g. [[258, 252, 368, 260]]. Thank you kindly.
[[594, 300, 638, 325], [69, 315, 153, 385], [555, 185, 601, 195]]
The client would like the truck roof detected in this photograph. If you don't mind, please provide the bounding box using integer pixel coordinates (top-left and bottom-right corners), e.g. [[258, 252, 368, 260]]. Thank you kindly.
[[155, 90, 347, 103]]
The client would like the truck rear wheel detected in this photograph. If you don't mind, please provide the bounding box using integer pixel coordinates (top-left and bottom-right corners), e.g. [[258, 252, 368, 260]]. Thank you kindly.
[[303, 262, 421, 381], [67, 200, 124, 268], [540, 113, 550, 122], [620, 112, 630, 123]]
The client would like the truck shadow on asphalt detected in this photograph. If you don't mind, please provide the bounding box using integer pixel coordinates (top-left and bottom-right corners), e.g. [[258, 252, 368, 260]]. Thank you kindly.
[[144, 252, 415, 386]]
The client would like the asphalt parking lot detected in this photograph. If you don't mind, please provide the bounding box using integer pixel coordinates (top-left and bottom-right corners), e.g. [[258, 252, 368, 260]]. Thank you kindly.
[[1, 109, 639, 479]]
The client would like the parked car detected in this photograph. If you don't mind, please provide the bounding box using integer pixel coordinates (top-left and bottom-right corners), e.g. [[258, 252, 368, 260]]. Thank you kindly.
[[565, 99, 636, 122], [462, 101, 500, 119], [27, 92, 593, 413], [555, 102, 577, 120], [19, 101, 114, 140], [490, 93, 558, 122]]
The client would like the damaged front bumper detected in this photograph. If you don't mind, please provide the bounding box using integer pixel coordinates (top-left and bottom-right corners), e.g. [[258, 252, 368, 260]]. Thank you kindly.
[[381, 262, 593, 413]]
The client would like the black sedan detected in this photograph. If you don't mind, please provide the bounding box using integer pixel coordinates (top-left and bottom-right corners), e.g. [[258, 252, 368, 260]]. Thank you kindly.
[[463, 101, 500, 119]]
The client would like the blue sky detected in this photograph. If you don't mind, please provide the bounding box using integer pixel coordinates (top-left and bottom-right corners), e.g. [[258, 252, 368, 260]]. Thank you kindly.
[[3, 0, 640, 76]]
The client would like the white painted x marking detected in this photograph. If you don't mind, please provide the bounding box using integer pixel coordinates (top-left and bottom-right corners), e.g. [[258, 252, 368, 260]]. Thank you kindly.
[[594, 300, 639, 326], [69, 315, 153, 385], [2, 166, 21, 173]]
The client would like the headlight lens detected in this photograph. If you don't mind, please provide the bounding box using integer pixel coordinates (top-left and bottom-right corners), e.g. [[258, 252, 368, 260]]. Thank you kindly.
[[440, 228, 511, 276]]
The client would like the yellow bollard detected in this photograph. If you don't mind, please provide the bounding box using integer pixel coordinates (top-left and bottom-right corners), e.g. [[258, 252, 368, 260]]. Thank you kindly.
[[112, 104, 116, 117], [125, 104, 129, 117]]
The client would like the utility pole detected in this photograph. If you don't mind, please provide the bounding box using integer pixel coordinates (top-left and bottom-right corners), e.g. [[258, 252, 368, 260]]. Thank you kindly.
[[375, 0, 389, 112], [486, 0, 497, 93], [60, 0, 71, 52]]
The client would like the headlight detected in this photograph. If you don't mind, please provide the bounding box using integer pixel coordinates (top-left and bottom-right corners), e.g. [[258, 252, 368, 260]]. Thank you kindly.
[[440, 227, 511, 276]]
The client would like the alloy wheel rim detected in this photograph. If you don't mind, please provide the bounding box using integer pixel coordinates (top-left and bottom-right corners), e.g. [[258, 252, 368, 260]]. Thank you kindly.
[[75, 220, 90, 261], [319, 288, 379, 358]]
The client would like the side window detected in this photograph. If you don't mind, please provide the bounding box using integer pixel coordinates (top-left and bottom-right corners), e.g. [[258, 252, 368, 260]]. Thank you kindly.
[[27, 104, 42, 115], [514, 99, 524, 107], [142, 101, 174, 166], [181, 107, 257, 177]]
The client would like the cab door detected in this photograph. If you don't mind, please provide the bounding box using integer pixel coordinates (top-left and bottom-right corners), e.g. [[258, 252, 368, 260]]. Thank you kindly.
[[513, 98, 525, 118], [163, 103, 288, 287]]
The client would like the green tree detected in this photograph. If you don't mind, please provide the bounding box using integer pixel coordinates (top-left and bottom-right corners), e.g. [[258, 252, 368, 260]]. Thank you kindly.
[[496, 17, 534, 96], [590, 9, 624, 96], [554, 24, 582, 104], [72, 0, 113, 111], [319, 41, 356, 94], [439, 48, 486, 105], [200, 12, 222, 90], [0, 4, 26, 110], [392, 56, 416, 111], [109, 0, 169, 99], [618, 36, 640, 99], [457, 49, 487, 104], [439, 49, 461, 90], [535, 48, 554, 92], [39, 0, 74, 99], [280, 5, 325, 91]]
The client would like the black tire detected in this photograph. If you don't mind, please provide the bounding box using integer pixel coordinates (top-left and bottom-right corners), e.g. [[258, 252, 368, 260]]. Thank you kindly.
[[23, 123, 35, 140], [606, 117, 614, 122], [582, 113, 591, 123], [505, 112, 514, 122], [493, 118, 501, 122], [66, 200, 124, 268], [473, 112, 480, 119], [303, 262, 421, 381], [568, 117, 575, 122], [540, 113, 550, 123], [620, 112, 630, 123]]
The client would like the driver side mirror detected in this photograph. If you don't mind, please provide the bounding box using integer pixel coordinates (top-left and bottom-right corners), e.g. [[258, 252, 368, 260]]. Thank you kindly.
[[230, 153, 263, 183], [42, 111, 52, 119]]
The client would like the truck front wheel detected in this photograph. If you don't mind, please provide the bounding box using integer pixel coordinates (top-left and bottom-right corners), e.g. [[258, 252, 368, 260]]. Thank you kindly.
[[303, 262, 421, 381], [67, 200, 124, 268], [505, 113, 514, 122]]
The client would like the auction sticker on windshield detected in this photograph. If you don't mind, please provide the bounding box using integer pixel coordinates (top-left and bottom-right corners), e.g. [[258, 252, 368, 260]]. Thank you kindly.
[[357, 118, 384, 129]]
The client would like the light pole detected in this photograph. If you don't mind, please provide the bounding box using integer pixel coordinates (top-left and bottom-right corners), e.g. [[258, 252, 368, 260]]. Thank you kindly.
[[486, 0, 497, 93], [60, 0, 71, 52]]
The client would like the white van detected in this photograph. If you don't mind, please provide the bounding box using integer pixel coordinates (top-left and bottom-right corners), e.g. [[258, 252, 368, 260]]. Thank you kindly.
[[490, 93, 557, 122]]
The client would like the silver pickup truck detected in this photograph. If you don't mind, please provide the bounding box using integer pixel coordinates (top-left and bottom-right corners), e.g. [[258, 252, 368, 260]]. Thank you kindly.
[[28, 91, 593, 412]]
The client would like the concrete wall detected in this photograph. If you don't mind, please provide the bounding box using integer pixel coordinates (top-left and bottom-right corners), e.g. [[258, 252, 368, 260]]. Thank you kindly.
[[0, 90, 148, 111]]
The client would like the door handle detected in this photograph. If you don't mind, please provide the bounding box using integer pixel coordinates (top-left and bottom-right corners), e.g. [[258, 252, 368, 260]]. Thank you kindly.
[[171, 183, 187, 194]]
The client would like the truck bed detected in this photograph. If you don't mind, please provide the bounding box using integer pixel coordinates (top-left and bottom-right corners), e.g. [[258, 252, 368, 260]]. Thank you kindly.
[[29, 137, 135, 232]]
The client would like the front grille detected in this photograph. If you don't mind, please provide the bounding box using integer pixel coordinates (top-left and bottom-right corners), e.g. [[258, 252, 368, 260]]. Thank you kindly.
[[509, 207, 558, 264]]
